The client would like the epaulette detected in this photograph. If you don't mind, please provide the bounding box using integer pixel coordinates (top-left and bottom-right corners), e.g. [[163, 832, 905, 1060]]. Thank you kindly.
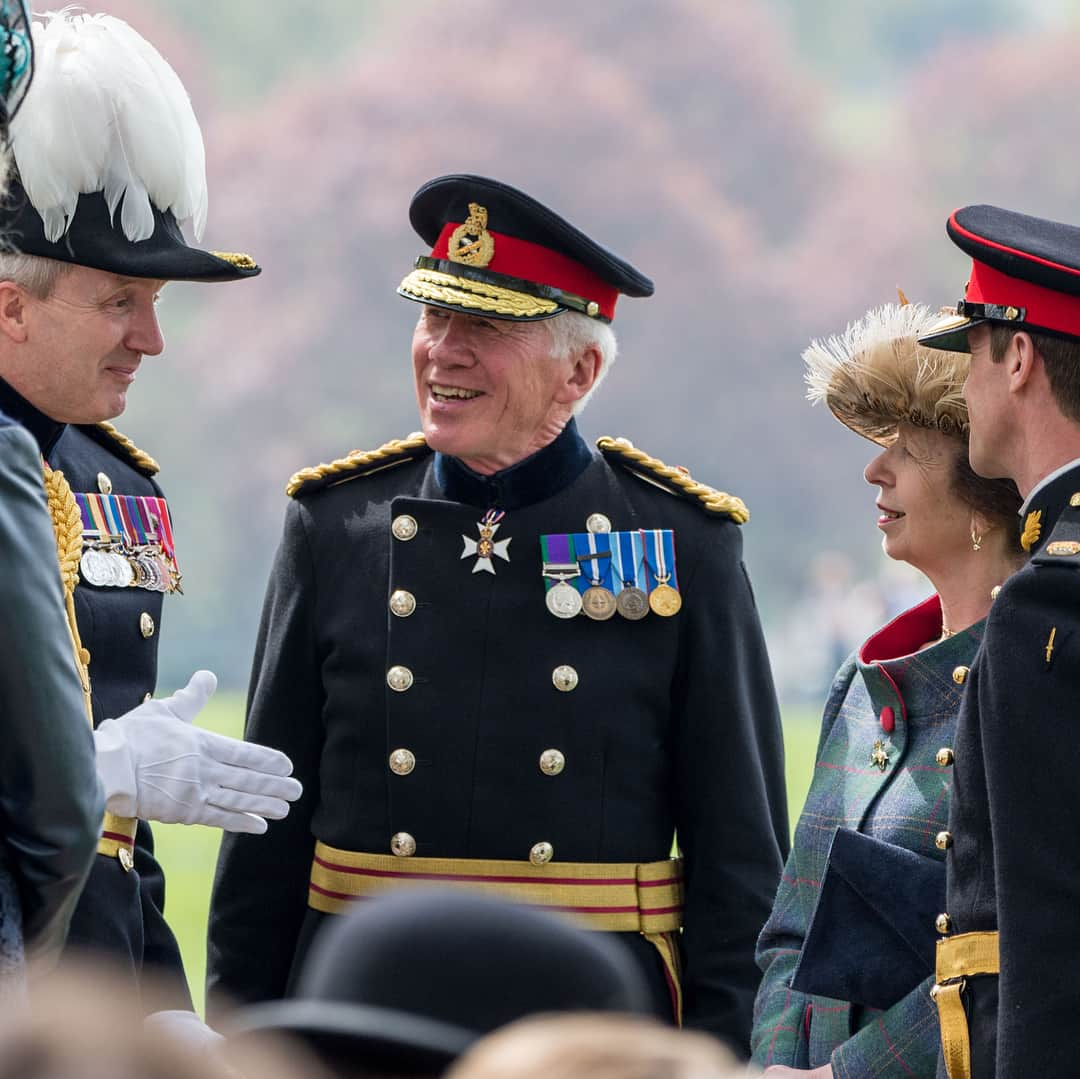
[[597, 436, 749, 524], [81, 422, 160, 476], [287, 433, 431, 498], [1032, 501, 1080, 565]]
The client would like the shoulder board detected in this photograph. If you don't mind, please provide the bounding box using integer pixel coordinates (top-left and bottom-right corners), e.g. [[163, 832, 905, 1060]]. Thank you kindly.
[[287, 433, 431, 498], [1032, 503, 1080, 566], [80, 422, 160, 476], [597, 436, 749, 524]]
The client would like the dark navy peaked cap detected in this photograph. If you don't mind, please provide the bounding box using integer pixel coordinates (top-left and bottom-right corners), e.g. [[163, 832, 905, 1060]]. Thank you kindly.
[[921, 204, 1080, 352], [398, 174, 653, 323]]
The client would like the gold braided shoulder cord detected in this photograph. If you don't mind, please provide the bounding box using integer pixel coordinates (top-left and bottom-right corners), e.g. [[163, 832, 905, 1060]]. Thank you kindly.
[[42, 464, 94, 725], [95, 422, 159, 475], [597, 437, 750, 524], [286, 433, 429, 498]]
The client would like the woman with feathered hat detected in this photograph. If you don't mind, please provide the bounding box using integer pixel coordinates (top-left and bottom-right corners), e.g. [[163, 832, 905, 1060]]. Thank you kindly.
[[751, 302, 1025, 1078]]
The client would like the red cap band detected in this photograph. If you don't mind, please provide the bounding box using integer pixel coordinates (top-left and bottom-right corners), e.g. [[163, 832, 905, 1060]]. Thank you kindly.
[[432, 223, 619, 320], [966, 259, 1080, 339]]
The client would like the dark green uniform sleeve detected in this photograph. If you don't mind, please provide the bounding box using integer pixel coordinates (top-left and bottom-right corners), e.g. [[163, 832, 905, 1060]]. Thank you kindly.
[[206, 498, 325, 1016], [674, 520, 788, 1052], [0, 421, 103, 957]]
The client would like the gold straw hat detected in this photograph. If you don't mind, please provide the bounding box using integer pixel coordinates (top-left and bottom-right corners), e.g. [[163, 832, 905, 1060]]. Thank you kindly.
[[803, 301, 970, 444]]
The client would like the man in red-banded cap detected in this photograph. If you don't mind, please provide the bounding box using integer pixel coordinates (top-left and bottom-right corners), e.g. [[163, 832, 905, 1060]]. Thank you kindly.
[[919, 205, 1080, 1079], [208, 175, 790, 1058]]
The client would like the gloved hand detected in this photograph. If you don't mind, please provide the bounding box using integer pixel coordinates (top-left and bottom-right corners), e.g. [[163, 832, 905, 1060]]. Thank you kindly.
[[93, 670, 302, 832]]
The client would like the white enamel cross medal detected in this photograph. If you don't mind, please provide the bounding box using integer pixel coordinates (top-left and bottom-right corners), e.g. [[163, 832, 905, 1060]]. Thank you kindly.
[[462, 508, 511, 574]]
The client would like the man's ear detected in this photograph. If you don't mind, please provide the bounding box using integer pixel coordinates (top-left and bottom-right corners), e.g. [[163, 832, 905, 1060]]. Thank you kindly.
[[0, 282, 30, 344], [556, 343, 602, 405], [1008, 330, 1038, 393]]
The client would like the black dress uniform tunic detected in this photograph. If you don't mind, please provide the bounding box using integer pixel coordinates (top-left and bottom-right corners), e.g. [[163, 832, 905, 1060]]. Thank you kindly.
[[208, 419, 788, 1053], [936, 462, 1080, 1079], [0, 378, 190, 1008]]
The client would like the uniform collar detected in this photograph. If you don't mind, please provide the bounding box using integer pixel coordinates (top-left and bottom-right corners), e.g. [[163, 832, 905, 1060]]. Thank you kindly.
[[857, 594, 985, 724], [0, 376, 65, 456], [1018, 458, 1080, 554], [433, 419, 592, 510]]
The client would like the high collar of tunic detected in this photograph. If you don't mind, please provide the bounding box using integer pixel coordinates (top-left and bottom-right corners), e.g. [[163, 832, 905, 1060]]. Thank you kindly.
[[1018, 458, 1080, 555], [0, 376, 65, 456], [433, 418, 592, 510], [857, 594, 985, 724]]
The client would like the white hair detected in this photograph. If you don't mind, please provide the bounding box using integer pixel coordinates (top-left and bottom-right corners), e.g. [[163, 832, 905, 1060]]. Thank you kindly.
[[546, 310, 618, 414], [0, 251, 69, 297]]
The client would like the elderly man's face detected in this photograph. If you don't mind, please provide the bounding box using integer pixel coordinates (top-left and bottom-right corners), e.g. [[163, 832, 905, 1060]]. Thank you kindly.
[[412, 305, 582, 473], [16, 264, 166, 423]]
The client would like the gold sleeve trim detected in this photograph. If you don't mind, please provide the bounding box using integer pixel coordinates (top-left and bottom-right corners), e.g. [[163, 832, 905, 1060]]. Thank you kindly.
[[287, 433, 430, 498], [597, 436, 749, 524], [95, 422, 160, 476], [399, 267, 560, 319]]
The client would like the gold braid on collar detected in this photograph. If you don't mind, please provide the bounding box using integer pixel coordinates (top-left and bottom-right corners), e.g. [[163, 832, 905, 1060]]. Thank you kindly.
[[93, 422, 160, 476], [287, 433, 431, 498], [597, 436, 749, 524]]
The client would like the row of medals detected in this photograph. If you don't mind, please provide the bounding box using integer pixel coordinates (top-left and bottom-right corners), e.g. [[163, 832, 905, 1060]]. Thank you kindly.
[[80, 541, 174, 592], [545, 572, 682, 622]]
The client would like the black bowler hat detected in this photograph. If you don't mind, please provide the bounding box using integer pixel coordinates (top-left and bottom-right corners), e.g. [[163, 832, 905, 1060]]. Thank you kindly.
[[920, 205, 1080, 352], [4, 12, 258, 283], [398, 174, 653, 323], [227, 890, 651, 1074]]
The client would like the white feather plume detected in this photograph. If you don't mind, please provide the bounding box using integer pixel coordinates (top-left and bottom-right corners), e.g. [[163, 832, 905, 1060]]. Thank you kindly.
[[8, 11, 208, 243]]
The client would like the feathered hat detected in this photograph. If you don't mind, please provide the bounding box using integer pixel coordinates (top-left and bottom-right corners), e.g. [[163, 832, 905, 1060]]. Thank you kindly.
[[804, 300, 970, 444], [3, 11, 258, 281]]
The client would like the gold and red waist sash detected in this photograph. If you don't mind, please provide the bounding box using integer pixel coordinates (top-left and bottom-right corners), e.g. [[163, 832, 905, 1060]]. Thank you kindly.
[[932, 930, 1000, 1079], [309, 841, 685, 1020]]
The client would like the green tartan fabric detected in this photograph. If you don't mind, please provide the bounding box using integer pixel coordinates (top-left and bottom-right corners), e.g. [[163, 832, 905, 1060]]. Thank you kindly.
[[752, 595, 983, 1077]]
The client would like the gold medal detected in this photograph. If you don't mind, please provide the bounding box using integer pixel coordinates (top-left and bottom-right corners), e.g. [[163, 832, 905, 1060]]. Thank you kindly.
[[616, 586, 649, 621], [581, 585, 617, 621], [649, 582, 682, 617], [546, 580, 583, 619]]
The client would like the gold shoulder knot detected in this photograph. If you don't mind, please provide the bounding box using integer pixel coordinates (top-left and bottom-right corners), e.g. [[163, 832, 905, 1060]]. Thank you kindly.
[[94, 422, 159, 476], [596, 436, 749, 524], [287, 432, 430, 498]]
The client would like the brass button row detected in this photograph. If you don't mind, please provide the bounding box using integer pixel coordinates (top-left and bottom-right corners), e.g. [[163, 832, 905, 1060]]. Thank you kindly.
[[388, 831, 555, 864], [388, 747, 566, 779], [387, 665, 581, 694]]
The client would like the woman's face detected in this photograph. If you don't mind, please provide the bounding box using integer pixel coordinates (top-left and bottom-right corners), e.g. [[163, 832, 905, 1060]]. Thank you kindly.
[[863, 424, 970, 571]]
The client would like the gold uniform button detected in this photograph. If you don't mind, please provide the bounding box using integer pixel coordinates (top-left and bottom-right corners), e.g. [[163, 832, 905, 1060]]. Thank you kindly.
[[389, 748, 416, 776], [936, 913, 952, 935], [389, 590, 417, 618], [539, 749, 566, 776], [936, 747, 955, 767], [390, 832, 416, 857], [990, 585, 1002, 600], [935, 831, 953, 851], [118, 848, 134, 873], [552, 665, 579, 692], [529, 841, 554, 865], [139, 612, 155, 639], [392, 514, 418, 541], [952, 665, 969, 685], [586, 301, 600, 318], [586, 512, 612, 534], [386, 665, 414, 692], [1071, 492, 1080, 508], [96, 472, 113, 495]]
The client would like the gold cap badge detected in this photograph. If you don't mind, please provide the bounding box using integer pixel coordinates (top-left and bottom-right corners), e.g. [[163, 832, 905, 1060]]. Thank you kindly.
[[448, 202, 495, 268]]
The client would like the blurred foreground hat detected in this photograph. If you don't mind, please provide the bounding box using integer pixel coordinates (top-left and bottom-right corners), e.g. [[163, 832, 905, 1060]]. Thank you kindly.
[[3, 11, 258, 281], [398, 174, 653, 323], [804, 300, 970, 444], [228, 889, 651, 1075], [920, 205, 1080, 352], [0, 0, 32, 130]]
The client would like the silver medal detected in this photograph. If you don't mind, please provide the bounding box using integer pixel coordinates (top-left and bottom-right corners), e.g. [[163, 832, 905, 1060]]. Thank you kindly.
[[545, 580, 583, 619]]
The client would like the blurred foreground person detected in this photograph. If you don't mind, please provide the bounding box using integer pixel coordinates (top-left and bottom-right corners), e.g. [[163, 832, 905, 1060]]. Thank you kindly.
[[0, 963, 328, 1079], [0, 0, 103, 1001], [918, 207, 1080, 1079], [752, 302, 1024, 1078], [226, 889, 652, 1078], [446, 1014, 742, 1079], [208, 174, 788, 1052], [0, 10, 299, 1032]]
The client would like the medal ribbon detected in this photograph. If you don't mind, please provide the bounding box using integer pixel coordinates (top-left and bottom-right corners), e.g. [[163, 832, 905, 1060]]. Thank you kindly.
[[573, 531, 612, 591], [642, 529, 679, 591], [610, 530, 645, 594], [540, 533, 579, 593], [149, 497, 178, 563]]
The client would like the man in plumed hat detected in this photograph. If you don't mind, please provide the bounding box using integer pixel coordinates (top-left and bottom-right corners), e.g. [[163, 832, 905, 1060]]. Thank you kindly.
[[0, 9, 301, 1034], [208, 174, 789, 1055], [920, 205, 1080, 1078]]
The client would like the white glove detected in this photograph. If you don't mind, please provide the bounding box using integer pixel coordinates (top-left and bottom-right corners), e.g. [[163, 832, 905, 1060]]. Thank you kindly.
[[144, 1009, 225, 1055], [93, 670, 302, 833]]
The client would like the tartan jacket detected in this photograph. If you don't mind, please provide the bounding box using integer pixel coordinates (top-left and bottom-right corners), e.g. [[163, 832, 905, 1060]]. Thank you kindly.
[[752, 595, 981, 1077]]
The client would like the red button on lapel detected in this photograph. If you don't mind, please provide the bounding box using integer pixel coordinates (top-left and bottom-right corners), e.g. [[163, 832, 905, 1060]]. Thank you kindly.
[[880, 706, 895, 733]]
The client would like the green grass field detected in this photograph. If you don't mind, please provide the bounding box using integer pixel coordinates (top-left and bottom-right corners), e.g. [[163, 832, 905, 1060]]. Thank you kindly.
[[154, 694, 821, 1014]]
